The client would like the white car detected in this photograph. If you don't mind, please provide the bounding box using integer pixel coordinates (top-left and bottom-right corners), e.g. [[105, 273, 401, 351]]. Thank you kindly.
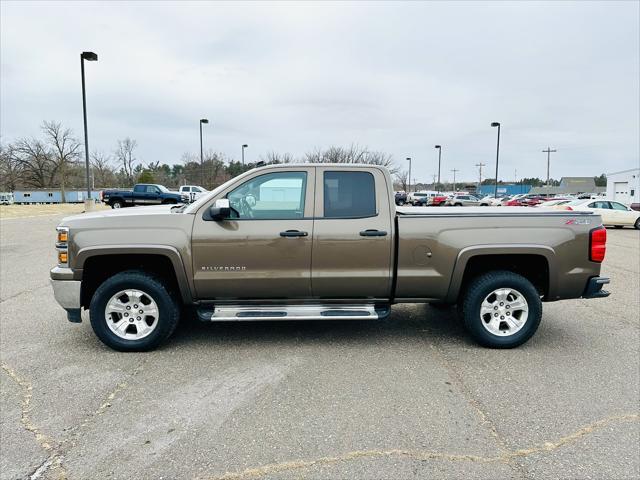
[[179, 185, 208, 202], [479, 195, 507, 206], [563, 199, 640, 229]]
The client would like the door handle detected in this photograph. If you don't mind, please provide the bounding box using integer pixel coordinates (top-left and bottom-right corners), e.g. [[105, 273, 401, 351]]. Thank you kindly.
[[280, 230, 308, 237], [359, 229, 387, 237]]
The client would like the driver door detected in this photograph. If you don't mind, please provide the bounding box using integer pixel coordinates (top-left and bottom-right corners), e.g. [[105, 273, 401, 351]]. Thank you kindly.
[[191, 168, 315, 299]]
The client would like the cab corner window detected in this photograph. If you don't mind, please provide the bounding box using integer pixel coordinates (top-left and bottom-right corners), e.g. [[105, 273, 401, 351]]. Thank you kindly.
[[227, 171, 307, 219], [323, 171, 376, 218]]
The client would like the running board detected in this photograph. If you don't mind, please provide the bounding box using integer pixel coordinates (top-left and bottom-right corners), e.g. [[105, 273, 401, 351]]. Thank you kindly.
[[196, 304, 390, 322]]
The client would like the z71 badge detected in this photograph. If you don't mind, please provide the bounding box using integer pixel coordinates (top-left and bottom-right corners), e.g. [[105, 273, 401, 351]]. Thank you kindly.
[[565, 218, 591, 225]]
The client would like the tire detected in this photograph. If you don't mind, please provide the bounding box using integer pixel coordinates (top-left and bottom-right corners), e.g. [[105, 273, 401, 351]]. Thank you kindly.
[[110, 199, 124, 209], [635, 218, 640, 230], [461, 270, 542, 348], [89, 270, 180, 351]]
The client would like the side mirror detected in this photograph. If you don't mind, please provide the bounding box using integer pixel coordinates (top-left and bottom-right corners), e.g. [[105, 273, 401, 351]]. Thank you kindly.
[[208, 198, 231, 221]]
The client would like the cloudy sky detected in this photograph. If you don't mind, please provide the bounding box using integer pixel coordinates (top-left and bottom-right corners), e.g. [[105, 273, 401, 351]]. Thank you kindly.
[[1, 1, 638, 183]]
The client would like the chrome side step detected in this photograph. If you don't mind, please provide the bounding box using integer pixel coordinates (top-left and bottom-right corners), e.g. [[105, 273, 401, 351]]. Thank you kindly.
[[196, 304, 390, 322]]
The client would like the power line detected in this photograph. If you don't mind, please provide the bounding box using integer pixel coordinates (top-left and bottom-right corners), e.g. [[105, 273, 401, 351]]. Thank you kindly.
[[475, 162, 486, 186]]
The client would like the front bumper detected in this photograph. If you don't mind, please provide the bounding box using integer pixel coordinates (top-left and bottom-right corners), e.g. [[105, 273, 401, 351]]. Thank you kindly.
[[50, 267, 82, 322], [581, 276, 610, 299]]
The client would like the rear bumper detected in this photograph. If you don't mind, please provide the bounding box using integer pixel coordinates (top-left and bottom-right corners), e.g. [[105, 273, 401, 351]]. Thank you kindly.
[[581, 276, 610, 299]]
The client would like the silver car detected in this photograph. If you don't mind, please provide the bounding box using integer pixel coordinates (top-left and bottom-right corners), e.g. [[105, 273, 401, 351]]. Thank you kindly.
[[446, 194, 481, 206]]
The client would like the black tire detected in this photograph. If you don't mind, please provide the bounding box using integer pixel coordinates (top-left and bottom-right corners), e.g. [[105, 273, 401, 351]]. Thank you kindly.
[[110, 199, 124, 209], [89, 270, 180, 351], [461, 270, 542, 348], [635, 218, 640, 230]]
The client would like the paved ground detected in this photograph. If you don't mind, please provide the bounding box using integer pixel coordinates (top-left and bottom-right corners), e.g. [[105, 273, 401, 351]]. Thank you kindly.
[[0, 204, 109, 220], [1, 214, 638, 480]]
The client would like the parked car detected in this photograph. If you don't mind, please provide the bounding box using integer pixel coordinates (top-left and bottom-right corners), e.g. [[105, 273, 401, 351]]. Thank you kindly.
[[395, 191, 407, 206], [535, 199, 574, 209], [479, 195, 508, 206], [51, 163, 610, 352], [560, 199, 640, 229], [428, 194, 449, 206], [446, 194, 481, 206], [521, 195, 546, 207], [407, 191, 434, 206], [179, 185, 208, 202], [101, 184, 188, 209]]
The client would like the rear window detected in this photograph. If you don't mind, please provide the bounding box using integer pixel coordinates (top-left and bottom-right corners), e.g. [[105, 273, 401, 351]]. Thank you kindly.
[[323, 171, 376, 218]]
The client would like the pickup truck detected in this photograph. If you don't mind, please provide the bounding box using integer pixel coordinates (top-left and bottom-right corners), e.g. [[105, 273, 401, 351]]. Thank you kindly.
[[101, 184, 188, 208], [51, 164, 610, 351]]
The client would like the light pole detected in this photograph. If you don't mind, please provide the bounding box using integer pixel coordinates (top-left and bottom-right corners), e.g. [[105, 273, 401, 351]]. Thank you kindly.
[[199, 118, 209, 185], [80, 51, 97, 207], [542, 147, 557, 186], [434, 145, 442, 193], [491, 122, 501, 198], [406, 157, 412, 193], [242, 144, 248, 165]]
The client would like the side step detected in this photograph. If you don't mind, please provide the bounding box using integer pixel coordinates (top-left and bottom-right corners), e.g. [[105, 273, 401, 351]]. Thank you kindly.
[[196, 304, 391, 322]]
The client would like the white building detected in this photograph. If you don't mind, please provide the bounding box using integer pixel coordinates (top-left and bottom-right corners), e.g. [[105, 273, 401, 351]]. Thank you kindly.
[[606, 168, 639, 207]]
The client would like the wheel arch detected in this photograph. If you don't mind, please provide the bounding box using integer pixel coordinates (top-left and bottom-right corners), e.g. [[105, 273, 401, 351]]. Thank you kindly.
[[446, 245, 557, 303], [76, 246, 193, 308]]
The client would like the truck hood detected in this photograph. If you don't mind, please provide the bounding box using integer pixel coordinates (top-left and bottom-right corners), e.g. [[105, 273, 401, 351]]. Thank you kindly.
[[61, 204, 179, 223]]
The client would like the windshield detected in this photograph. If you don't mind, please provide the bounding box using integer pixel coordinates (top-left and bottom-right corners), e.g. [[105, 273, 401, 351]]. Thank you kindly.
[[157, 185, 170, 193], [183, 171, 256, 214]]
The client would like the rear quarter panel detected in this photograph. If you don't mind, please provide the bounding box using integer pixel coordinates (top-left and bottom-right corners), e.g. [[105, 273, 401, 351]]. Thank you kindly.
[[395, 208, 603, 302]]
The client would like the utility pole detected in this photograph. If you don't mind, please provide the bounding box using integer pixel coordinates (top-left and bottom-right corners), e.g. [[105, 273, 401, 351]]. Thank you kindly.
[[431, 174, 437, 187], [406, 157, 412, 193], [475, 162, 486, 187], [451, 168, 459, 192], [542, 147, 557, 185]]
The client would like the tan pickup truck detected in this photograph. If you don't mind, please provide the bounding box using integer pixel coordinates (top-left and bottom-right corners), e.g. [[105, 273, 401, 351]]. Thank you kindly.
[[50, 164, 610, 351]]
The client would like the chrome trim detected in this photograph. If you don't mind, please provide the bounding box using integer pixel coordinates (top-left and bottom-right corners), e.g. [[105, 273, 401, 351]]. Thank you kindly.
[[50, 279, 81, 309]]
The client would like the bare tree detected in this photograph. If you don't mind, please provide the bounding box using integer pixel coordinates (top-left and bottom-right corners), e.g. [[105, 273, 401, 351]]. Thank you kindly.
[[42, 121, 81, 202], [260, 151, 295, 164], [394, 170, 409, 192], [305, 144, 397, 173], [115, 138, 138, 183], [13, 137, 55, 188], [0, 142, 23, 191], [91, 151, 117, 188]]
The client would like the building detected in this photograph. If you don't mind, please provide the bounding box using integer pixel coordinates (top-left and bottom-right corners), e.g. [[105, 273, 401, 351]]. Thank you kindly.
[[476, 184, 532, 196], [12, 189, 101, 204], [528, 177, 605, 197], [606, 168, 639, 208]]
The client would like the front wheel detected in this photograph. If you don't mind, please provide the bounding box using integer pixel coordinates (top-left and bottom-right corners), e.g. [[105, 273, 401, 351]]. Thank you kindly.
[[634, 218, 640, 230], [461, 270, 542, 348], [89, 270, 180, 351]]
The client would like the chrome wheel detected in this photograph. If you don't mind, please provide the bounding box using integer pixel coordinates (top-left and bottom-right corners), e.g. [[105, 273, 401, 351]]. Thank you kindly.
[[104, 289, 159, 340], [480, 287, 529, 337]]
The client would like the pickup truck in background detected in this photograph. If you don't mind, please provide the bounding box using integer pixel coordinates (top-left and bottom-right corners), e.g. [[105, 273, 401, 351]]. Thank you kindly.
[[178, 185, 209, 203], [101, 184, 188, 208], [52, 164, 609, 352]]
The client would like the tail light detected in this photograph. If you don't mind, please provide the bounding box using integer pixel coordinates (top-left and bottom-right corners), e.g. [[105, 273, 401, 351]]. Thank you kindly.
[[99, 190, 104, 200], [589, 226, 606, 262]]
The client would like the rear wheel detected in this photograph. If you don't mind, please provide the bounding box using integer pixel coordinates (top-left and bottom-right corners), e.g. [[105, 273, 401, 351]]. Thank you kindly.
[[461, 270, 542, 348], [110, 199, 124, 209], [634, 218, 640, 230], [89, 270, 180, 351]]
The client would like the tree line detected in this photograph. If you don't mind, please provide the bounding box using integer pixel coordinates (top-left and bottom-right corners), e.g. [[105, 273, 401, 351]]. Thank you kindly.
[[0, 121, 397, 195]]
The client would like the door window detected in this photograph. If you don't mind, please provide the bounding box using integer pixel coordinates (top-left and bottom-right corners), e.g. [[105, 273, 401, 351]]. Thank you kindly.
[[589, 201, 610, 209], [227, 172, 306, 219], [145, 185, 160, 194], [610, 202, 628, 211], [323, 171, 376, 218]]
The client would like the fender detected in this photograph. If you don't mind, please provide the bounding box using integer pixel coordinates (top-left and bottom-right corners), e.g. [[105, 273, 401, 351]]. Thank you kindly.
[[445, 244, 558, 303], [75, 244, 194, 304]]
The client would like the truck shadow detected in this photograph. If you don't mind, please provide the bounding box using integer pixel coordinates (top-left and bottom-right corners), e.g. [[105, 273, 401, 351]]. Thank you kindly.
[[167, 304, 475, 349]]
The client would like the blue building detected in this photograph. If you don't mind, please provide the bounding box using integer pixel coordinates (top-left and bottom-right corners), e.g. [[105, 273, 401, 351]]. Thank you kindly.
[[476, 184, 532, 197]]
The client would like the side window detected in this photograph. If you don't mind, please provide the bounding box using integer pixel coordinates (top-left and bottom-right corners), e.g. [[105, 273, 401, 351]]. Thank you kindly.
[[227, 171, 306, 219], [611, 202, 628, 211], [146, 185, 159, 194], [323, 171, 376, 218]]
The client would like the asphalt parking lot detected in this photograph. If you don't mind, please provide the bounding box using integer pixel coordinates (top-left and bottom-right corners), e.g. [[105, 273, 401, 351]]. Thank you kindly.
[[1, 213, 638, 480]]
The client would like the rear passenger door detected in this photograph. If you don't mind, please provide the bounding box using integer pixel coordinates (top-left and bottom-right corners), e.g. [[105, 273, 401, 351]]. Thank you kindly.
[[311, 167, 394, 299]]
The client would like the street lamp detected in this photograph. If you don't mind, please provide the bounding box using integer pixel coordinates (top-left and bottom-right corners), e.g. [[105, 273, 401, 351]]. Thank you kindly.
[[242, 144, 248, 165], [80, 51, 97, 207], [434, 145, 442, 194], [491, 122, 501, 198], [199, 118, 209, 185], [406, 157, 412, 193]]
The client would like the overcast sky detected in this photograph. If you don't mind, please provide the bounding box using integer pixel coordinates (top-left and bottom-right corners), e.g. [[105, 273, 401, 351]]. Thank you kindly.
[[1, 1, 639, 183]]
